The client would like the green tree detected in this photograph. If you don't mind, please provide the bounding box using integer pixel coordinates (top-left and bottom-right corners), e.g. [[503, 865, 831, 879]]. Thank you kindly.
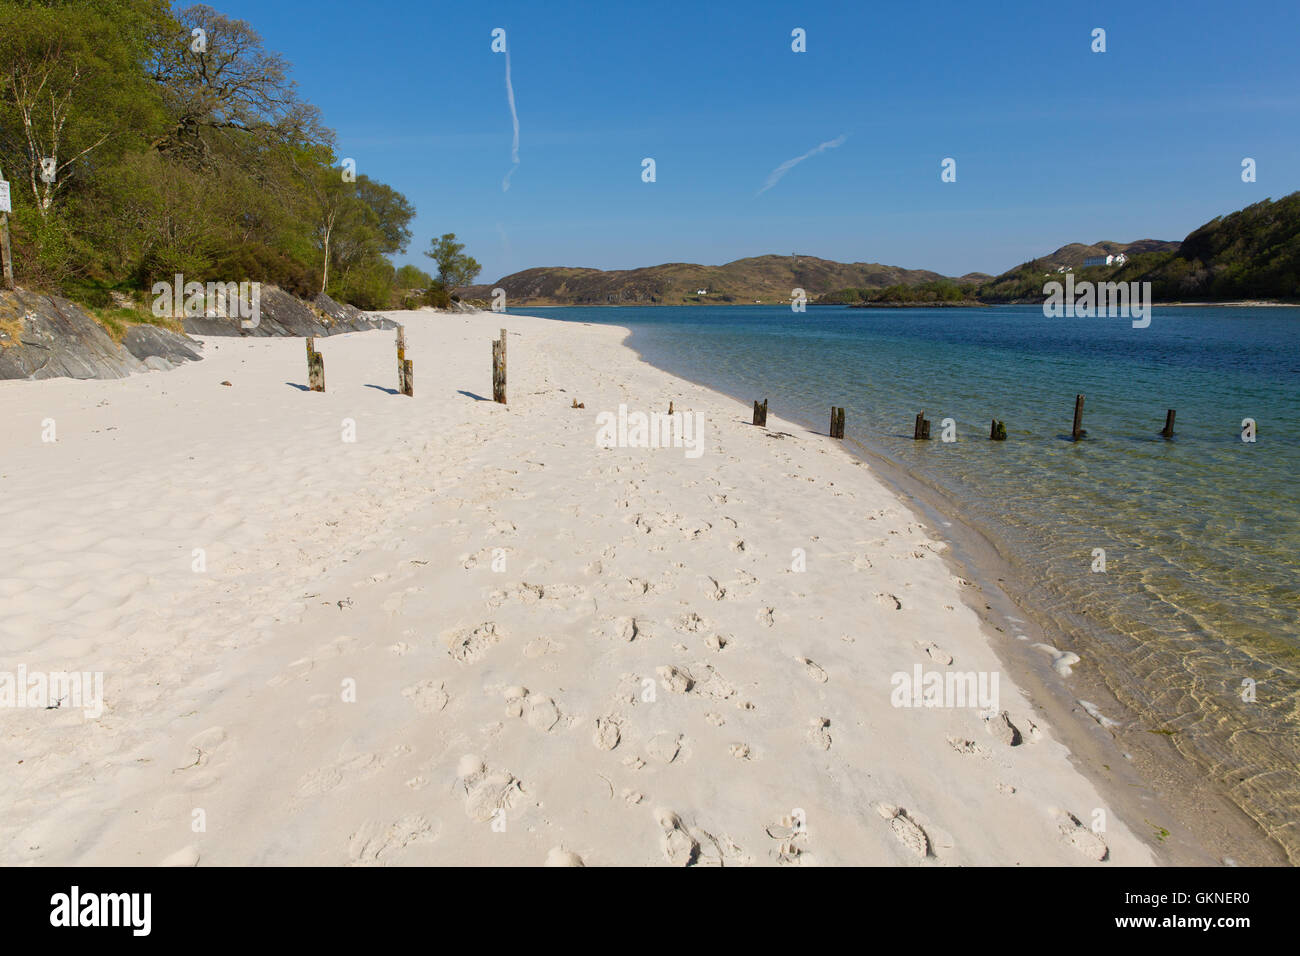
[[424, 233, 480, 290], [395, 264, 432, 288]]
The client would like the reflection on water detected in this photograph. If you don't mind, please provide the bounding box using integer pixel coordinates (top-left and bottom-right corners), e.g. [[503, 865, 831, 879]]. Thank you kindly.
[[533, 303, 1300, 859]]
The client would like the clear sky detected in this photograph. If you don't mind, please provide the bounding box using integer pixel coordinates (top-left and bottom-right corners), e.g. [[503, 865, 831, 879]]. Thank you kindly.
[[209, 0, 1300, 281]]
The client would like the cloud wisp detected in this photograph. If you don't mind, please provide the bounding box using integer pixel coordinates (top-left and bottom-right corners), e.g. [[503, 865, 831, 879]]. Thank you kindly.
[[502, 47, 520, 191], [757, 134, 847, 195]]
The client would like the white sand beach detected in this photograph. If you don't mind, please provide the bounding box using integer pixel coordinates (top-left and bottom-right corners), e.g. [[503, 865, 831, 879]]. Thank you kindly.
[[0, 311, 1155, 866]]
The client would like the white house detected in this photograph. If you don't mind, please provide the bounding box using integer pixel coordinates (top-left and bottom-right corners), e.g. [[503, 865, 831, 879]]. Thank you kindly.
[[1084, 253, 1127, 267], [696, 289, 708, 295]]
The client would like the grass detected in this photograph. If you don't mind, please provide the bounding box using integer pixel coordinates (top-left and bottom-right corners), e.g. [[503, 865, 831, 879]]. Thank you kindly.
[[87, 301, 183, 342]]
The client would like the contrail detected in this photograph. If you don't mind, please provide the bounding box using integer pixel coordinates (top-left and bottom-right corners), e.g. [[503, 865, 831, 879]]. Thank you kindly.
[[757, 134, 847, 195], [501, 47, 520, 191]]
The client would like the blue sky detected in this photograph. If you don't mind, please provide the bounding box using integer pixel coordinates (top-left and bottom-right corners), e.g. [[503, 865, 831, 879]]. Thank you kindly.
[[210, 0, 1300, 281]]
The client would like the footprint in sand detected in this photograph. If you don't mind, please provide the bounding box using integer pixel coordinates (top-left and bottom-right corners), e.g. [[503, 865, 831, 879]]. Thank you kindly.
[[808, 717, 832, 750], [798, 657, 828, 683], [653, 809, 700, 866], [915, 640, 952, 665], [728, 742, 753, 761], [646, 732, 687, 764], [526, 695, 562, 733], [757, 607, 775, 627], [592, 716, 622, 751], [656, 665, 693, 694], [1056, 810, 1109, 861], [599, 616, 640, 642], [984, 710, 1023, 747], [766, 814, 813, 865], [674, 611, 710, 633], [347, 815, 437, 866], [402, 679, 449, 714], [444, 621, 501, 663], [946, 736, 990, 758], [458, 755, 525, 824], [876, 593, 903, 610], [502, 686, 562, 732], [877, 803, 931, 859]]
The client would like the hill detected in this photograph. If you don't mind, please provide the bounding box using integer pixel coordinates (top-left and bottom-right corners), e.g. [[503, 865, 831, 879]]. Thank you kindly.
[[974, 193, 1300, 304], [458, 255, 973, 306]]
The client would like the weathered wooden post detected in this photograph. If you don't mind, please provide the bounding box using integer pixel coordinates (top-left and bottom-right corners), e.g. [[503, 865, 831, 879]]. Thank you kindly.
[[491, 329, 507, 404], [989, 419, 1007, 441], [829, 406, 845, 439], [668, 401, 674, 416], [396, 326, 413, 396], [306, 337, 325, 392], [0, 166, 14, 291], [913, 413, 931, 440], [1160, 409, 1175, 439], [1071, 394, 1085, 441], [753, 398, 768, 427]]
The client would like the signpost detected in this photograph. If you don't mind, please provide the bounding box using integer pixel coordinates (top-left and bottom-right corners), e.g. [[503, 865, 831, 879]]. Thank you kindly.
[[0, 170, 13, 290]]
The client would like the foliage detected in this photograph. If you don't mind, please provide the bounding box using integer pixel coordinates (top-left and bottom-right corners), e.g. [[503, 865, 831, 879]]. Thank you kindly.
[[0, 1, 462, 319]]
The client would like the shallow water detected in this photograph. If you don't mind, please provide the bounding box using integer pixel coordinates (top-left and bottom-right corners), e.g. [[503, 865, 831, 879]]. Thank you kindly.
[[527, 303, 1300, 859]]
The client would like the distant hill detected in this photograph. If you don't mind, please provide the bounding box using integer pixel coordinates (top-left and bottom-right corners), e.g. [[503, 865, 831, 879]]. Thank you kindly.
[[977, 193, 1300, 303], [459, 192, 1300, 308], [458, 255, 972, 306], [976, 239, 1181, 302]]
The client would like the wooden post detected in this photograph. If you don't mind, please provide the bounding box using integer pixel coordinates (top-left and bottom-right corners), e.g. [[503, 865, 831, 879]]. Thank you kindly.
[[396, 326, 412, 396], [1071, 394, 1085, 441], [0, 165, 14, 291], [668, 401, 673, 416], [306, 337, 325, 392], [989, 419, 1007, 441], [1160, 408, 1175, 439], [492, 338, 507, 404], [829, 406, 845, 439], [753, 398, 768, 427], [914, 412, 932, 440]]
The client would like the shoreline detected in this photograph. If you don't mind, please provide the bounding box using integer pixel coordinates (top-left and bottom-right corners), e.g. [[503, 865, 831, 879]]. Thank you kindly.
[[0, 310, 1247, 865], [607, 321, 1288, 866]]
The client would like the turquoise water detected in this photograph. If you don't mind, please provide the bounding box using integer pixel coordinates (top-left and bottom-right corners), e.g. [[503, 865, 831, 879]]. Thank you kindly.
[[524, 303, 1300, 858]]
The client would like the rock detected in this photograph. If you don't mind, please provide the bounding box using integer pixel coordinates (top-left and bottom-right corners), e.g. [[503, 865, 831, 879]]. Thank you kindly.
[[181, 285, 396, 337], [0, 290, 203, 381]]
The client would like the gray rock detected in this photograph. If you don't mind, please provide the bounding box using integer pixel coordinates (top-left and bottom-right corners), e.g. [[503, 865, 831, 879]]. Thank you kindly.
[[181, 285, 395, 337], [0, 290, 203, 381]]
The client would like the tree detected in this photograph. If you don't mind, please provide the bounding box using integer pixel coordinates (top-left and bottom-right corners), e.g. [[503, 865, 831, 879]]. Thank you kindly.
[[424, 233, 480, 290], [0, 1, 165, 216], [395, 264, 432, 289]]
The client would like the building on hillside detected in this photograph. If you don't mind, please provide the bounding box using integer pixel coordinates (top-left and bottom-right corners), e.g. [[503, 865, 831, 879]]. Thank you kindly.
[[1084, 253, 1128, 267]]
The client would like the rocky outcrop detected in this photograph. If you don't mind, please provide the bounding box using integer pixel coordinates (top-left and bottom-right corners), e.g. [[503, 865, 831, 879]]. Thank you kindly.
[[180, 285, 395, 337], [0, 290, 203, 381]]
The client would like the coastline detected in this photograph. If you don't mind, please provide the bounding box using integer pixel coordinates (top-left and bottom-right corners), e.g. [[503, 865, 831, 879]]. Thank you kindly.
[[608, 320, 1289, 866], [0, 309, 1228, 865]]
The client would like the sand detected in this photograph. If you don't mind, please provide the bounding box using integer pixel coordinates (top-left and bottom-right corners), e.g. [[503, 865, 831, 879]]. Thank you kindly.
[[0, 310, 1154, 865]]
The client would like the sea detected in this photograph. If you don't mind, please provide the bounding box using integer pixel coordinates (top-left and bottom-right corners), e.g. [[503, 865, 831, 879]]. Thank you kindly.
[[523, 302, 1300, 859]]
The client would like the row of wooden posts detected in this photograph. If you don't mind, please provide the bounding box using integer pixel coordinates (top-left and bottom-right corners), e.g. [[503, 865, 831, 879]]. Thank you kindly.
[[302, 334, 1181, 445], [746, 392, 1180, 442], [302, 327, 508, 404]]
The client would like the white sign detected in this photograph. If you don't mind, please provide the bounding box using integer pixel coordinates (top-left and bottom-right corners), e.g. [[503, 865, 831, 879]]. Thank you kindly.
[[0, 181, 10, 214]]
